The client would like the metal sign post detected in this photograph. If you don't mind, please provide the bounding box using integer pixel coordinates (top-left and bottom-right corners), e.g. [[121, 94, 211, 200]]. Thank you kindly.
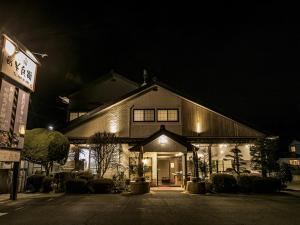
[[0, 33, 40, 200]]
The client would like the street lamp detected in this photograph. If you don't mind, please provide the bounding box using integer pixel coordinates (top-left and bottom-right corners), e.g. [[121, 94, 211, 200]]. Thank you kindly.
[[47, 125, 54, 131]]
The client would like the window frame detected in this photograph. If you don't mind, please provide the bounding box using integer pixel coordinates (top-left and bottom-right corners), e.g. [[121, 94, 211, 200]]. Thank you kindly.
[[133, 109, 155, 122], [157, 108, 179, 122]]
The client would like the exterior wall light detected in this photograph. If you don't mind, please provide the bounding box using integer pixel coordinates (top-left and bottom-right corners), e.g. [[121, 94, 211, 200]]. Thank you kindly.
[[19, 125, 26, 135], [4, 39, 16, 56], [158, 135, 168, 145], [142, 158, 147, 165]]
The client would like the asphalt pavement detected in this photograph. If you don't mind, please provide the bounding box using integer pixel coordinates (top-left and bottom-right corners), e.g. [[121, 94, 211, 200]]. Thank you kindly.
[[0, 190, 300, 225]]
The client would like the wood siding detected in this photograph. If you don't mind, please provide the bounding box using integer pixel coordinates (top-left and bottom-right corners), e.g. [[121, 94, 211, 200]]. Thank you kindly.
[[65, 85, 263, 138], [181, 99, 263, 137]]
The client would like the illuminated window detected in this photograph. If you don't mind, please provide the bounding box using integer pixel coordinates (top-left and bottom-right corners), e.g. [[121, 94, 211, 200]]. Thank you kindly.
[[289, 160, 300, 166], [168, 110, 178, 121], [157, 110, 168, 121], [133, 109, 155, 122], [157, 109, 179, 122], [69, 112, 78, 121], [290, 146, 296, 152], [69, 112, 87, 121], [78, 112, 87, 117]]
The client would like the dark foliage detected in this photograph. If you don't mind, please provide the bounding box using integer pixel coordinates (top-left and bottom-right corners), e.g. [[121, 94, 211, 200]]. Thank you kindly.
[[279, 163, 293, 184], [211, 174, 237, 193], [42, 177, 54, 193], [65, 178, 88, 194], [250, 138, 279, 178], [88, 179, 114, 193], [26, 174, 45, 192], [252, 177, 281, 193], [53, 172, 73, 192]]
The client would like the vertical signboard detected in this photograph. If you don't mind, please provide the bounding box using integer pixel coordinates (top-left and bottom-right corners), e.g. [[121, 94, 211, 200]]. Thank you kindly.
[[0, 79, 15, 147], [13, 89, 30, 149], [0, 79, 15, 131]]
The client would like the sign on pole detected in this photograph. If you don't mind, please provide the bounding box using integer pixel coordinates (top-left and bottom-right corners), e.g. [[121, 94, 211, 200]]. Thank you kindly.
[[0, 149, 20, 162], [0, 35, 38, 92]]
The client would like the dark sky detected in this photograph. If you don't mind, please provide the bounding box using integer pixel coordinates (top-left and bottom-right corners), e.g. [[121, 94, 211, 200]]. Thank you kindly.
[[0, 1, 299, 145]]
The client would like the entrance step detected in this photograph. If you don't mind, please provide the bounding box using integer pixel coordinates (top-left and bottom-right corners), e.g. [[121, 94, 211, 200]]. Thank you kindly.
[[151, 186, 184, 192]]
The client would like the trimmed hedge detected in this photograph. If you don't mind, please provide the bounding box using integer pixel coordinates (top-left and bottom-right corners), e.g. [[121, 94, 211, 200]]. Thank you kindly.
[[88, 179, 114, 194], [78, 172, 94, 181], [65, 178, 88, 194], [53, 172, 73, 192], [26, 174, 45, 192], [212, 174, 237, 193], [238, 175, 282, 193], [252, 177, 281, 193], [42, 177, 53, 193]]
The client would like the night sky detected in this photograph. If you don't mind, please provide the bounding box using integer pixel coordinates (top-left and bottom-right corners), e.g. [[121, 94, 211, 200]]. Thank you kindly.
[[0, 1, 299, 148]]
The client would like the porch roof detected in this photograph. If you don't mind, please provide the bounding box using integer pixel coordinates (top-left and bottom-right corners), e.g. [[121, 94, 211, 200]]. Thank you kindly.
[[129, 125, 194, 152]]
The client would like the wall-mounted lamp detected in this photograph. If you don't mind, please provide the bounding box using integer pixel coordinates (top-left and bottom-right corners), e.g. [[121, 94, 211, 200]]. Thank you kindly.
[[19, 124, 26, 135]]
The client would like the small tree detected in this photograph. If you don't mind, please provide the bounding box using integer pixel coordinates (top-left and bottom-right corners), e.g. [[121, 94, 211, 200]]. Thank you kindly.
[[23, 128, 70, 175], [279, 163, 293, 185], [225, 147, 246, 175], [250, 138, 279, 177], [88, 132, 121, 178]]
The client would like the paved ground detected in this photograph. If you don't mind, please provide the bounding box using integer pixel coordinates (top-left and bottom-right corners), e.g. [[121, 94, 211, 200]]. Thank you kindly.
[[0, 190, 300, 225]]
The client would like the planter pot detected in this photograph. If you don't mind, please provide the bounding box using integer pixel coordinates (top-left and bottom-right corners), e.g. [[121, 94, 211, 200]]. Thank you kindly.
[[186, 181, 206, 194], [130, 181, 150, 194]]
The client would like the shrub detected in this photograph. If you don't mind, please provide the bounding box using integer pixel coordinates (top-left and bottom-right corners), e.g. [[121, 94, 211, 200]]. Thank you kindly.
[[205, 180, 213, 193], [26, 174, 45, 192], [252, 177, 281, 193], [238, 175, 257, 193], [77, 171, 94, 181], [53, 172, 73, 192], [88, 179, 114, 194], [42, 177, 54, 193], [65, 178, 88, 194], [212, 174, 237, 193]]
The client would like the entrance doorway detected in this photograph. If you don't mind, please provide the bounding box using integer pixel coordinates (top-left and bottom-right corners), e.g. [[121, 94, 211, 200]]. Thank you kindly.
[[157, 153, 183, 186]]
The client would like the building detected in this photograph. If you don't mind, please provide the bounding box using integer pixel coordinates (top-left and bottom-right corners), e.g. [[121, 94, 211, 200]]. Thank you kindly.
[[62, 71, 265, 187], [278, 140, 300, 183]]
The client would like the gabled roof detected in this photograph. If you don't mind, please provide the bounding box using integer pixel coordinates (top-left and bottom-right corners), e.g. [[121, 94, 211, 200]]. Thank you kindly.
[[129, 125, 193, 151], [68, 70, 139, 98], [67, 70, 140, 111], [62, 78, 266, 136]]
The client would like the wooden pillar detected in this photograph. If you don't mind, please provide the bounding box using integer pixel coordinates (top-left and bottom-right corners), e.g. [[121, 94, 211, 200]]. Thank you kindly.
[[138, 146, 144, 177], [192, 146, 199, 179], [208, 144, 212, 176], [183, 153, 187, 186]]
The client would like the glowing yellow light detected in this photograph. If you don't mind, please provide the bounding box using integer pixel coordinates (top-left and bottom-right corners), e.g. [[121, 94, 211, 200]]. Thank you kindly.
[[219, 144, 228, 148], [19, 125, 26, 135], [196, 122, 201, 133], [4, 39, 16, 56], [158, 135, 168, 145], [198, 153, 204, 158], [220, 150, 224, 154]]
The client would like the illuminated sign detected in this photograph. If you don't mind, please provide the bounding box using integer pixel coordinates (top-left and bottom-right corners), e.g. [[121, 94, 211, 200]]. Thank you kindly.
[[1, 35, 38, 91]]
